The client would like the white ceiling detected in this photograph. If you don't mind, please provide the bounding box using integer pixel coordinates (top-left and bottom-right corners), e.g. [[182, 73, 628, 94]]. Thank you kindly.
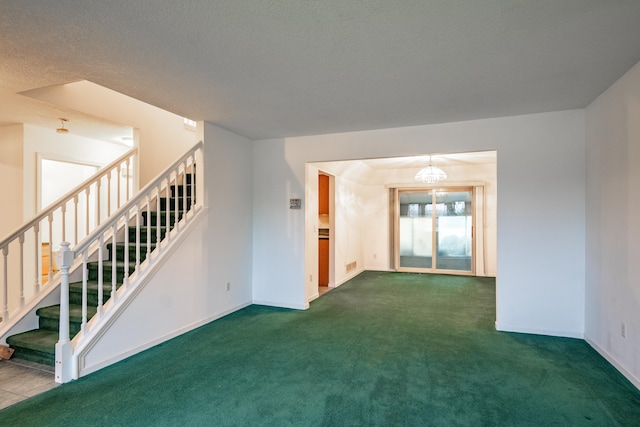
[[1, 1, 640, 140]]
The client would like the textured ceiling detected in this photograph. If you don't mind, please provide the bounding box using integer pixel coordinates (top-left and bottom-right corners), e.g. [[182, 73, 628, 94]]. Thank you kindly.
[[2, 1, 640, 140]]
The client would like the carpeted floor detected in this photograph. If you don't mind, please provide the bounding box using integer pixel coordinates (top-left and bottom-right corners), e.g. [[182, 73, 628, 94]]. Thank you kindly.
[[1, 271, 639, 426]]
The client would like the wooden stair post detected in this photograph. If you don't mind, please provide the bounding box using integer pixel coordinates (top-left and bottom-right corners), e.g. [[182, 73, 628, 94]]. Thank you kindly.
[[55, 242, 74, 383]]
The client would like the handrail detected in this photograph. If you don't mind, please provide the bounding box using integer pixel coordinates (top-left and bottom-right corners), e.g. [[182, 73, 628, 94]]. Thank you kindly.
[[0, 148, 137, 247], [74, 141, 201, 255], [55, 140, 203, 383], [0, 147, 138, 330]]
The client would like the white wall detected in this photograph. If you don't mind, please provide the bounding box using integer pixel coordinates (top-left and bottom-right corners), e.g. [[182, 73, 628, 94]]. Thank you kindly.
[[21, 81, 197, 187], [0, 124, 24, 239], [22, 124, 129, 220], [360, 183, 390, 271], [253, 139, 307, 308], [331, 175, 366, 286], [80, 121, 254, 375], [201, 122, 254, 307], [585, 60, 640, 388], [253, 110, 586, 337]]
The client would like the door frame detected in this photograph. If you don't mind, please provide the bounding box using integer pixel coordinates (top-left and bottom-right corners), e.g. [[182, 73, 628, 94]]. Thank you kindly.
[[393, 186, 476, 276]]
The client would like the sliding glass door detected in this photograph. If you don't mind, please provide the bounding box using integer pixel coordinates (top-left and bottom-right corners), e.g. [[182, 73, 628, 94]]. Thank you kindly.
[[397, 188, 474, 274]]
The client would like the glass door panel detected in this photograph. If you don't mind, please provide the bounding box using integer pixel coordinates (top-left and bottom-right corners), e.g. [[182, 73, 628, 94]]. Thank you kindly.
[[399, 191, 433, 269], [435, 190, 473, 272]]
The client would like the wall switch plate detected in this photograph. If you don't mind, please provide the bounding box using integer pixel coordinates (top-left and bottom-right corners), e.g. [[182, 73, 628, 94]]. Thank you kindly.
[[226, 282, 231, 291], [621, 322, 626, 338]]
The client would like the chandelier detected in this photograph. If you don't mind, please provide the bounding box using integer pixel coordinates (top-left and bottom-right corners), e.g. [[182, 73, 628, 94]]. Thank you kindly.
[[414, 155, 447, 184]]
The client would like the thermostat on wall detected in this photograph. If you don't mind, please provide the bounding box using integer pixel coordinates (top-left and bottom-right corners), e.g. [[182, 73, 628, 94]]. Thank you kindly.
[[289, 198, 302, 209]]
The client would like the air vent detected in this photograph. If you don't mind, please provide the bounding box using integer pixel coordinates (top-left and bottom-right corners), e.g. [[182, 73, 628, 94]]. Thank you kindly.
[[346, 261, 357, 272]]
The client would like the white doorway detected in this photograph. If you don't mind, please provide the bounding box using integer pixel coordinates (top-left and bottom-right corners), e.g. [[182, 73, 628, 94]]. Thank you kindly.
[[38, 156, 100, 250]]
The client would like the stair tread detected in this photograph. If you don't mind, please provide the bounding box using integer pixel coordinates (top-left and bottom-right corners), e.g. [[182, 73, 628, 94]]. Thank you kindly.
[[69, 279, 118, 292], [108, 242, 156, 248], [6, 329, 58, 353], [86, 260, 134, 266], [37, 304, 97, 321]]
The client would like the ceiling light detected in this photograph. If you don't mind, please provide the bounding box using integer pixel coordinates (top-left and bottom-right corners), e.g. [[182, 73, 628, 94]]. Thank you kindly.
[[56, 118, 69, 134], [415, 155, 447, 184]]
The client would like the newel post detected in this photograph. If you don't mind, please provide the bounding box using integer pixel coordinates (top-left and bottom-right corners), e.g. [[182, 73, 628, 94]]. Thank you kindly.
[[55, 242, 74, 383]]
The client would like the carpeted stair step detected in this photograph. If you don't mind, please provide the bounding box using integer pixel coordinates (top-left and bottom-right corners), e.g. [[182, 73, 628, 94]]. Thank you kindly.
[[170, 184, 194, 198], [6, 303, 96, 366], [159, 197, 192, 211], [107, 242, 156, 262], [5, 329, 58, 366], [87, 260, 136, 282], [36, 304, 97, 337], [69, 279, 117, 306], [128, 225, 170, 244], [142, 211, 184, 227]]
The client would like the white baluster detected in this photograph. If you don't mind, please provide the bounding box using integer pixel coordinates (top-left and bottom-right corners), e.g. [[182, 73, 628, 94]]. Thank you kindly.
[[81, 250, 88, 333], [126, 157, 130, 201], [156, 184, 161, 248], [107, 172, 112, 217], [165, 177, 171, 241], [73, 195, 79, 245], [181, 164, 185, 217], [135, 203, 141, 270], [85, 188, 90, 236], [34, 223, 40, 293], [123, 211, 130, 288], [112, 223, 117, 302], [175, 168, 180, 231], [96, 180, 102, 225], [48, 214, 53, 283], [117, 164, 122, 210], [190, 156, 196, 212], [97, 235, 104, 318], [2, 245, 9, 321], [61, 204, 67, 243], [146, 194, 151, 263], [18, 234, 24, 307]]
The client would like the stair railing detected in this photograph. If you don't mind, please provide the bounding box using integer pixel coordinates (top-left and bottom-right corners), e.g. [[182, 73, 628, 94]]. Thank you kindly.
[[0, 148, 138, 328], [55, 141, 203, 383]]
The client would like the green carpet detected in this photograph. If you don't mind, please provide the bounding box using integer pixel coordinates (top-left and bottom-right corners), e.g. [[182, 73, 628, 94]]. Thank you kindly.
[[1, 271, 639, 426]]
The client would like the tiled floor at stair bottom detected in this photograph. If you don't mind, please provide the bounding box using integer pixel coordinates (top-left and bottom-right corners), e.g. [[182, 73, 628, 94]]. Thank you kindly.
[[0, 359, 58, 410]]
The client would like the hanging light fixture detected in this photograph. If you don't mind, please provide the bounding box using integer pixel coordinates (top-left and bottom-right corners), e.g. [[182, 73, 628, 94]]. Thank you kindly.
[[56, 118, 69, 134], [415, 155, 447, 184]]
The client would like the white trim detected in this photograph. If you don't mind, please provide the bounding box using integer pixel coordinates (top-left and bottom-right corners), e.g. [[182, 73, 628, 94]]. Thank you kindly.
[[495, 321, 584, 339], [585, 336, 640, 391], [253, 299, 309, 310], [79, 301, 251, 377], [333, 267, 365, 288]]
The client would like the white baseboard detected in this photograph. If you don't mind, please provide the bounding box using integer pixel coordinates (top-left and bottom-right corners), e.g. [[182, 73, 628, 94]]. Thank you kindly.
[[252, 299, 308, 310], [333, 267, 366, 288], [79, 301, 251, 378], [585, 336, 640, 391], [307, 292, 320, 303], [495, 321, 584, 339]]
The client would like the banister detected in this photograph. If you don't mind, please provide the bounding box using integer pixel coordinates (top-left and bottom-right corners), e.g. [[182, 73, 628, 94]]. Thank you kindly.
[[0, 147, 138, 248], [72, 141, 202, 256], [54, 140, 203, 382]]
